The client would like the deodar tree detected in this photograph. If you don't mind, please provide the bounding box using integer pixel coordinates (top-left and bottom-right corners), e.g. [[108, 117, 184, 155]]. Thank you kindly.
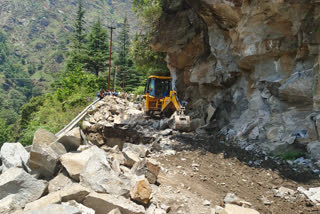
[[85, 18, 109, 76]]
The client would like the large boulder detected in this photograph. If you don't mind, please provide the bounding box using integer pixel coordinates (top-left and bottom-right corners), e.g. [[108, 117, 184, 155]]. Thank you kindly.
[[80, 153, 130, 197], [24, 183, 90, 211], [57, 127, 83, 152], [28, 129, 67, 178], [60, 146, 103, 181], [83, 192, 145, 214], [0, 142, 30, 172], [0, 168, 47, 213]]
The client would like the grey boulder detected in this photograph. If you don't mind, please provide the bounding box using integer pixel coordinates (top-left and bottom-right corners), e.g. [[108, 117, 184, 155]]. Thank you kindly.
[[0, 142, 30, 172], [28, 129, 67, 178], [80, 153, 130, 197], [60, 146, 103, 181], [0, 168, 47, 213]]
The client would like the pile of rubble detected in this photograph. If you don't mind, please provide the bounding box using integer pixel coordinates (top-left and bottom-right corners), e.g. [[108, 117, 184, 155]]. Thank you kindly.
[[2, 96, 320, 213], [0, 96, 172, 214]]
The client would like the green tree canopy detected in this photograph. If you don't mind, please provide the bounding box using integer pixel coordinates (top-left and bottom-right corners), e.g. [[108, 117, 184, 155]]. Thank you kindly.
[[74, 0, 86, 49], [85, 18, 109, 76], [67, 0, 87, 71], [0, 119, 11, 146]]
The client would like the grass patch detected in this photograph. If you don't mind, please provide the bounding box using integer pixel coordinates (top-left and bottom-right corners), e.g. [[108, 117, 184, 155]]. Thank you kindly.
[[276, 151, 305, 161]]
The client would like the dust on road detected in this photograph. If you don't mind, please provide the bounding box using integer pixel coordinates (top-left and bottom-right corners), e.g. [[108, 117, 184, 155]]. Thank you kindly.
[[151, 147, 320, 214]]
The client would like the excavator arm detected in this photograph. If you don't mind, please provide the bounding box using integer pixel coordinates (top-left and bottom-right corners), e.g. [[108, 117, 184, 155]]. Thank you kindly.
[[161, 91, 191, 131], [161, 91, 181, 116]]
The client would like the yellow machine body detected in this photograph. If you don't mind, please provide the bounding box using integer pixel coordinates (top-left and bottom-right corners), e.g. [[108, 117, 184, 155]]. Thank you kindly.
[[143, 76, 191, 131]]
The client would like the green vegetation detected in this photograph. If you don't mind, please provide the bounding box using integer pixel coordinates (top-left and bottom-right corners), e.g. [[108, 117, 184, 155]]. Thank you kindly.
[[0, 119, 11, 144], [131, 0, 169, 77], [0, 0, 169, 147], [85, 18, 109, 76], [132, 0, 162, 29], [11, 0, 113, 146], [1, 0, 138, 93], [276, 150, 305, 161], [18, 68, 103, 145], [114, 16, 145, 92], [0, 30, 34, 144], [130, 33, 169, 76]]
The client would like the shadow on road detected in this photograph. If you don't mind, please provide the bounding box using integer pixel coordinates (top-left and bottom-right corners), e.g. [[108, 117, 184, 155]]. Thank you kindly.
[[170, 133, 320, 184]]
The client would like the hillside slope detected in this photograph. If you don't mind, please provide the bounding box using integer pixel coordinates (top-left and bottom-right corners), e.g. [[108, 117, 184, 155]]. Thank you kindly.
[[0, 0, 137, 91]]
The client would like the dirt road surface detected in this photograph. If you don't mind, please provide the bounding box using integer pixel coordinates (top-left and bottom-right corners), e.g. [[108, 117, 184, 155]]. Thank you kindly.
[[150, 135, 320, 214]]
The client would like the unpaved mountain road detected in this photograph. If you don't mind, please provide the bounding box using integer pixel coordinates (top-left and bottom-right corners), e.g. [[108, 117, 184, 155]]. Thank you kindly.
[[150, 139, 320, 214]]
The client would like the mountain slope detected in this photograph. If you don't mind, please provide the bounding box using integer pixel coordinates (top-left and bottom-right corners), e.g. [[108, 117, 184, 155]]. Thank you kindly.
[[0, 0, 137, 91]]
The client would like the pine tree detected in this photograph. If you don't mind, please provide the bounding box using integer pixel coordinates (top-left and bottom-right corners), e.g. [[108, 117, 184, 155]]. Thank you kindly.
[[116, 16, 131, 91], [118, 16, 130, 66], [114, 17, 146, 92], [85, 18, 109, 76], [74, 0, 86, 49], [67, 0, 87, 71]]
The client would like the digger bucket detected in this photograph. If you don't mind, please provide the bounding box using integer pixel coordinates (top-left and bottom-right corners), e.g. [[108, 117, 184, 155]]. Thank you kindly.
[[174, 114, 191, 132]]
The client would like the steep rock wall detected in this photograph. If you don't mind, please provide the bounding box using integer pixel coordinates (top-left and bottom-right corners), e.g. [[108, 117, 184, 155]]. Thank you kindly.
[[153, 0, 320, 159]]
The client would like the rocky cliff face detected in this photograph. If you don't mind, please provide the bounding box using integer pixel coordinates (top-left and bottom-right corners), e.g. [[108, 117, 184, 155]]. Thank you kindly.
[[153, 0, 320, 160]]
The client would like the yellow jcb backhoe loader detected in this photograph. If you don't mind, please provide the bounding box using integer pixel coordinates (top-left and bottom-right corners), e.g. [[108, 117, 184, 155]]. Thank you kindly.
[[143, 76, 191, 131]]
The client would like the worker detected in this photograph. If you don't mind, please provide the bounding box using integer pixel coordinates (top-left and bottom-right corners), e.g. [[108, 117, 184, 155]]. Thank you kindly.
[[98, 89, 104, 100]]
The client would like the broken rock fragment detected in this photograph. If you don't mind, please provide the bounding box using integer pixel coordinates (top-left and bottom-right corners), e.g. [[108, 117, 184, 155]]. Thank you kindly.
[[297, 186, 320, 204], [58, 127, 83, 152], [122, 143, 149, 158], [220, 204, 259, 214], [88, 132, 105, 146], [130, 176, 152, 205], [131, 158, 161, 184], [28, 129, 67, 178], [62, 200, 95, 214], [108, 208, 122, 214], [123, 150, 141, 168], [25, 203, 84, 214], [83, 192, 145, 214], [273, 186, 296, 199]]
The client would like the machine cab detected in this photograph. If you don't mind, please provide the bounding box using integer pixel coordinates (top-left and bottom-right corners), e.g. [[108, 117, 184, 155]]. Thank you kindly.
[[144, 76, 172, 98]]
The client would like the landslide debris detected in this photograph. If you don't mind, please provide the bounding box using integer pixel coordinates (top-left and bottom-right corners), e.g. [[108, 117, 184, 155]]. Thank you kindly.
[[0, 96, 320, 214]]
